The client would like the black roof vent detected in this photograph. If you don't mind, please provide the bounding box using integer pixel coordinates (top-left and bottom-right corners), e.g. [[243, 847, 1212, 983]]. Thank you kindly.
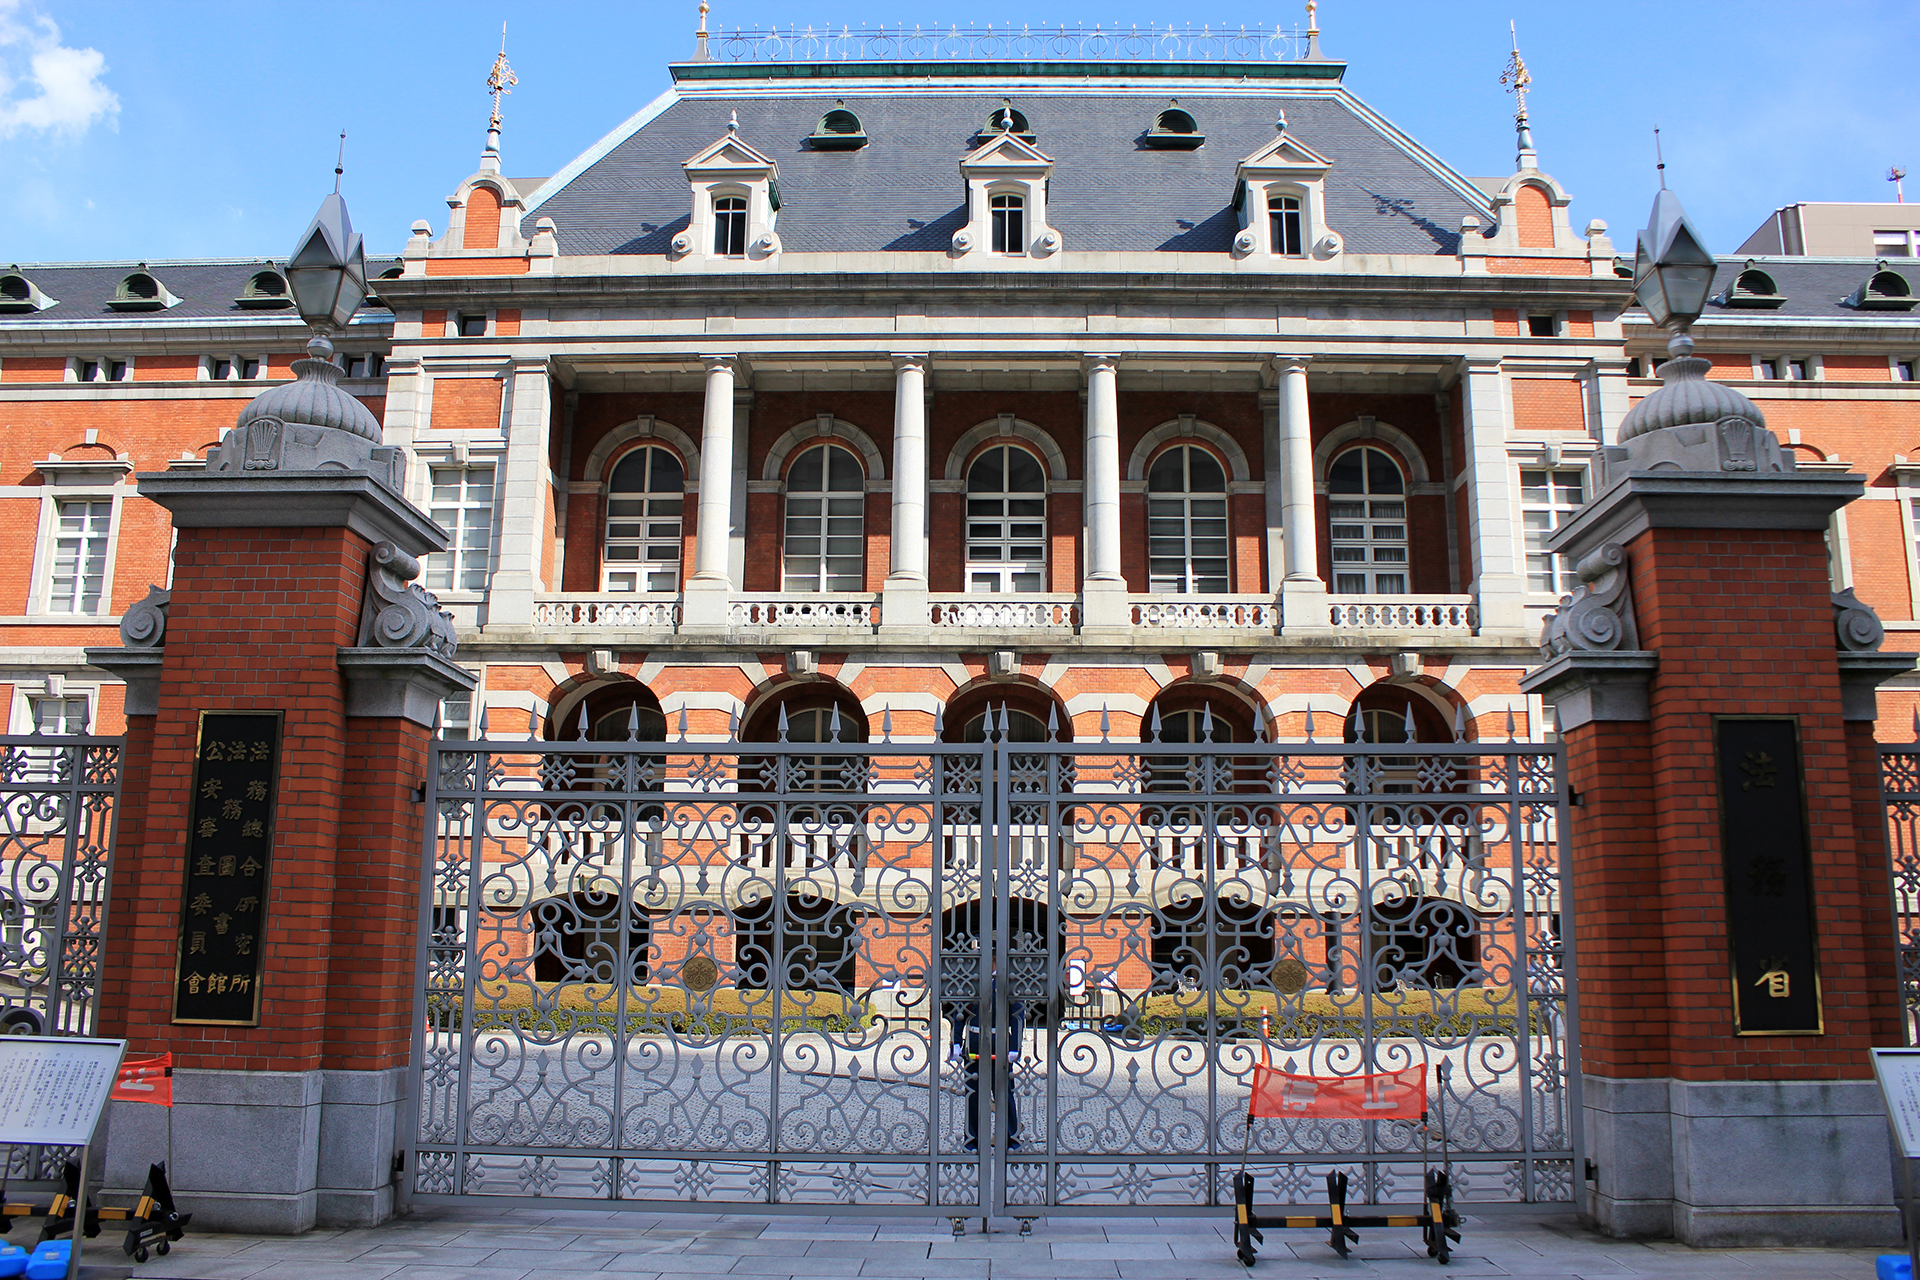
[[1848, 261, 1917, 311], [1720, 259, 1786, 309], [0, 266, 56, 314], [235, 267, 293, 310], [808, 102, 867, 150], [1143, 101, 1204, 150], [108, 264, 179, 312]]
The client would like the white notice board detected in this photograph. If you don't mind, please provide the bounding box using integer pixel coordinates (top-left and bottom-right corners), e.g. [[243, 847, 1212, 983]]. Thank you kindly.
[[1872, 1048, 1920, 1158], [0, 1036, 125, 1147]]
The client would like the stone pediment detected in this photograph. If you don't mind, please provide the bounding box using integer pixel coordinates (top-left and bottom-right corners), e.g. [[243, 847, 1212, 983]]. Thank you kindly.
[[684, 133, 779, 177], [960, 131, 1055, 173], [1235, 130, 1332, 178]]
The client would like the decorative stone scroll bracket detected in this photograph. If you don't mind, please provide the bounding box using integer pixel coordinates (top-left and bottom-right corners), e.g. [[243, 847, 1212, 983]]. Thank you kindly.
[[356, 541, 457, 657], [1521, 542, 1656, 730], [1831, 587, 1915, 721], [84, 585, 170, 716], [338, 541, 473, 727]]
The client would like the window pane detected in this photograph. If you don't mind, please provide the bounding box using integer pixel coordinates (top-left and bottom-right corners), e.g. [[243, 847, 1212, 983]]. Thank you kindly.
[[424, 466, 495, 596]]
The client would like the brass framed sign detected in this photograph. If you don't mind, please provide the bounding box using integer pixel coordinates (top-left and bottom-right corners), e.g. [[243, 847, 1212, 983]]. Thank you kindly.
[[171, 711, 282, 1026], [1714, 715, 1823, 1036]]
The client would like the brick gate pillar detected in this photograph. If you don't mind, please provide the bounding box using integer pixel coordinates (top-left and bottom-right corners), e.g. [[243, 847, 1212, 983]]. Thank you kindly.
[[87, 338, 474, 1233], [1521, 348, 1913, 1245]]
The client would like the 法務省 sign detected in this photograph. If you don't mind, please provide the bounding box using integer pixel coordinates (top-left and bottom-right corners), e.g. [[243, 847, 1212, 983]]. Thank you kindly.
[[172, 711, 282, 1025]]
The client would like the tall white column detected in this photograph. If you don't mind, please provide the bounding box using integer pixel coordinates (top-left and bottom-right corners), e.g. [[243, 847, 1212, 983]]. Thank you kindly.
[[1460, 356, 1528, 634], [1081, 355, 1128, 630], [1273, 356, 1329, 632], [680, 354, 737, 629], [488, 356, 554, 627], [881, 355, 931, 633]]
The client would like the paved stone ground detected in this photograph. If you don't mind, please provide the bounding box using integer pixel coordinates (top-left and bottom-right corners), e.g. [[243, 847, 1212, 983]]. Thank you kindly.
[[92, 1206, 1892, 1280]]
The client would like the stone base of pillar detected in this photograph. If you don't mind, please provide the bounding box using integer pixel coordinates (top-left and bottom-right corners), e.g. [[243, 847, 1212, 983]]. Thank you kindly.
[[1583, 1074, 1899, 1246], [484, 571, 537, 627], [1469, 579, 1532, 636], [1078, 582, 1131, 634], [102, 1066, 407, 1233], [1277, 579, 1335, 636], [679, 580, 732, 631], [879, 580, 930, 635]]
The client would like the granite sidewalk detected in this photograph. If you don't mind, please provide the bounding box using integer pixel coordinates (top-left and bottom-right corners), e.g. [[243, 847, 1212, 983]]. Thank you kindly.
[[80, 1205, 1894, 1280]]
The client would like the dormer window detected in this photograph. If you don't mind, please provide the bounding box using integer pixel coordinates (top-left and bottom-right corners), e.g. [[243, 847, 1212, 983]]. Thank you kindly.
[[677, 126, 781, 263], [0, 268, 56, 314], [235, 269, 292, 310], [1269, 195, 1303, 257], [1232, 129, 1336, 263], [1849, 263, 1918, 312], [953, 131, 1059, 260], [979, 104, 1033, 143], [1144, 103, 1204, 151], [1722, 261, 1786, 309], [808, 104, 866, 150], [108, 266, 180, 312], [714, 195, 748, 257], [990, 193, 1026, 255]]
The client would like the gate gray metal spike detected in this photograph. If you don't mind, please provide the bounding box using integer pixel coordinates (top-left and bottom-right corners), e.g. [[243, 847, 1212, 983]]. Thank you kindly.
[[1000, 703, 1011, 739], [627, 705, 640, 741], [882, 707, 893, 742], [678, 708, 689, 741], [1100, 705, 1110, 742], [778, 703, 790, 742], [729, 706, 740, 738], [1506, 707, 1517, 742], [1148, 706, 1162, 742], [577, 705, 591, 741], [1252, 714, 1265, 743], [1305, 704, 1315, 742], [1201, 704, 1214, 742], [829, 704, 842, 742], [1454, 704, 1467, 742], [1046, 704, 1058, 741], [1403, 704, 1415, 744], [934, 703, 945, 737], [476, 705, 489, 738]]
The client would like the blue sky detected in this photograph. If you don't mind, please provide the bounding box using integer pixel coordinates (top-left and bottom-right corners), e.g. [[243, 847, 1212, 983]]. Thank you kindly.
[[1, 0, 1914, 264]]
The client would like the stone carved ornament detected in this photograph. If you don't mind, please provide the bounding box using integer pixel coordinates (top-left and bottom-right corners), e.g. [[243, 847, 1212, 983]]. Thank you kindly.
[[119, 585, 169, 648], [357, 541, 458, 658], [1833, 587, 1886, 652], [1539, 543, 1640, 656], [204, 338, 406, 491]]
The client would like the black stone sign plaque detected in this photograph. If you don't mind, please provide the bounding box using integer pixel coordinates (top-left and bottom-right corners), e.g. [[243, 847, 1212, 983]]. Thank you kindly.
[[171, 712, 282, 1026], [1715, 716, 1823, 1036]]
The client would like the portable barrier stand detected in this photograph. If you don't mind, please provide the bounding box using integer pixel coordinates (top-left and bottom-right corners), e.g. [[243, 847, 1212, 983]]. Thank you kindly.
[[1231, 1062, 1462, 1267], [0, 1052, 190, 1265]]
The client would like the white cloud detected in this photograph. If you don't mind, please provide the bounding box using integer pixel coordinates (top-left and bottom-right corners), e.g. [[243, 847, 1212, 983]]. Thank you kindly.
[[0, 1, 118, 139]]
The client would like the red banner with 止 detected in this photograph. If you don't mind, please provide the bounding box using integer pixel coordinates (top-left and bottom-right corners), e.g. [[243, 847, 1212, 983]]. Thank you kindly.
[[111, 1054, 172, 1106], [1246, 1063, 1425, 1121]]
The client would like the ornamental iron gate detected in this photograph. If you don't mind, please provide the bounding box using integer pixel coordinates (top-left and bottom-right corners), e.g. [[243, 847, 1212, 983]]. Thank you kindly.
[[407, 720, 1576, 1216], [1881, 744, 1920, 1042], [0, 731, 125, 1185]]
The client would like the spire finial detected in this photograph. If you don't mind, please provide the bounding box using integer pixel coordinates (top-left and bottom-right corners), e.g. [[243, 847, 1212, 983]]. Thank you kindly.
[[333, 130, 346, 195], [1654, 126, 1667, 190], [696, 0, 711, 60], [484, 24, 516, 173], [1501, 21, 1536, 170], [728, 109, 738, 134], [1304, 0, 1322, 59]]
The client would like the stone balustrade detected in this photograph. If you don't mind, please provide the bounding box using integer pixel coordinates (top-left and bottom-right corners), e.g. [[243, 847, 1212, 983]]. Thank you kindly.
[[1327, 595, 1476, 632], [1131, 596, 1279, 630], [930, 594, 1079, 628]]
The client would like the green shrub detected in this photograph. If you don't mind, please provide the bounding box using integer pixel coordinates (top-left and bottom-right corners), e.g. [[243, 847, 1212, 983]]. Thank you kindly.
[[426, 981, 868, 1036], [1126, 987, 1536, 1039]]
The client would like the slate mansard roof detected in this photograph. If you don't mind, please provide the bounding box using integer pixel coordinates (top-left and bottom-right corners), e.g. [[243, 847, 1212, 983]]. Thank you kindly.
[[525, 90, 1493, 258], [1698, 257, 1920, 321], [0, 258, 401, 326]]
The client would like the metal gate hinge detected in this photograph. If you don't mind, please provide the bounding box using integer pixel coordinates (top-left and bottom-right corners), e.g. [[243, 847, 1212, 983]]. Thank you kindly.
[[1568, 788, 1583, 807], [393, 1152, 406, 1175], [1584, 1159, 1597, 1182], [411, 782, 426, 803]]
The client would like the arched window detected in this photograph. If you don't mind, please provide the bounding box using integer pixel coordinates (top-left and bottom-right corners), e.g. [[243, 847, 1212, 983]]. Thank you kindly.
[[990, 192, 1026, 255], [1328, 446, 1408, 595], [965, 445, 1046, 593], [603, 446, 685, 593], [783, 444, 864, 591], [1147, 445, 1229, 593], [714, 195, 748, 257], [1268, 192, 1303, 256]]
